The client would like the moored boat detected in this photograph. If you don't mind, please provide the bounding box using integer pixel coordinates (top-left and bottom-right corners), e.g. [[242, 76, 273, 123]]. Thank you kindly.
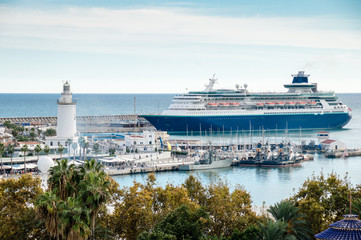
[[179, 149, 233, 171]]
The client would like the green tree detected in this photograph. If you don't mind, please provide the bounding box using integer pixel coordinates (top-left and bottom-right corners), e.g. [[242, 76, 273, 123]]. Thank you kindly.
[[109, 148, 116, 156], [351, 198, 361, 217], [58, 144, 64, 160], [290, 172, 353, 234], [79, 169, 111, 240], [203, 176, 257, 237], [7, 145, 15, 174], [80, 158, 103, 176], [229, 225, 261, 240], [183, 175, 207, 206], [66, 138, 73, 160], [72, 142, 78, 161], [36, 190, 61, 240], [59, 197, 91, 240], [78, 137, 85, 159], [84, 142, 90, 161], [44, 128, 57, 136], [35, 144, 42, 160], [44, 145, 50, 155], [39, 158, 115, 240], [93, 143, 100, 157], [29, 131, 37, 141], [110, 174, 197, 240], [48, 159, 75, 201], [3, 120, 12, 129], [259, 220, 291, 240], [0, 174, 46, 239], [20, 144, 29, 173], [138, 204, 208, 240], [268, 201, 312, 240]]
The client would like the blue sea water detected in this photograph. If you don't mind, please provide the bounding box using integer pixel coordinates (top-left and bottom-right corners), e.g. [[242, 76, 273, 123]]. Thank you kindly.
[[1, 93, 360, 205], [0, 93, 174, 117]]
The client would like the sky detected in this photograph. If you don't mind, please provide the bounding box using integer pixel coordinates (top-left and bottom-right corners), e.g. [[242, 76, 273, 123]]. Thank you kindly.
[[0, 0, 361, 93]]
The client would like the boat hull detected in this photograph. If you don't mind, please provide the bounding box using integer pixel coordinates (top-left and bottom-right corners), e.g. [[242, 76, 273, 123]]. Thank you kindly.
[[179, 158, 233, 171], [141, 112, 351, 133]]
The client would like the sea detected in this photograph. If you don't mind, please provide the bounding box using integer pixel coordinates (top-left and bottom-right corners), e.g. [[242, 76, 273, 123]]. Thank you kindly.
[[1, 93, 360, 206]]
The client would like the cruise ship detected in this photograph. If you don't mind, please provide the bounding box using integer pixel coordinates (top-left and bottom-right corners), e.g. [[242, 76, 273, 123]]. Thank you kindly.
[[141, 71, 352, 133]]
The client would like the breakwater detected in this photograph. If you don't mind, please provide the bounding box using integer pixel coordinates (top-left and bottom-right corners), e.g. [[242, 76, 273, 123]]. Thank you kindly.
[[0, 115, 144, 125], [0, 115, 153, 132]]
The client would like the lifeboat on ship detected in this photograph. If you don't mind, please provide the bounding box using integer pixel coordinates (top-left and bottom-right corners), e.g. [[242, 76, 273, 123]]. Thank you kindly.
[[230, 102, 240, 106], [219, 102, 230, 106], [207, 102, 219, 106], [266, 102, 276, 107], [276, 102, 285, 107], [296, 101, 306, 107], [308, 101, 317, 106], [286, 101, 296, 107], [256, 103, 264, 107]]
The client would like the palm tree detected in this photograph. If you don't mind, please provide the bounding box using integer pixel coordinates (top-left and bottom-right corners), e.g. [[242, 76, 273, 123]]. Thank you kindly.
[[59, 197, 90, 240], [72, 142, 78, 161], [0, 143, 4, 174], [66, 138, 72, 160], [58, 144, 64, 160], [268, 201, 312, 240], [352, 198, 361, 217], [79, 169, 110, 240], [34, 144, 42, 160], [48, 159, 75, 200], [78, 137, 85, 160], [84, 142, 89, 161], [44, 145, 50, 156], [259, 220, 291, 240], [79, 159, 103, 179], [20, 144, 28, 173], [93, 143, 100, 158], [7, 145, 14, 174], [35, 191, 61, 240]]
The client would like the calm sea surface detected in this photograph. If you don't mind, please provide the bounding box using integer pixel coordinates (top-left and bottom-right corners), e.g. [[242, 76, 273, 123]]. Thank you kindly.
[[1, 93, 360, 205]]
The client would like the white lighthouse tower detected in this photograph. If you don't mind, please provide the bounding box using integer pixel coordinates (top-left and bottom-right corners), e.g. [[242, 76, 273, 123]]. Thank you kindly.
[[45, 82, 79, 156], [57, 81, 77, 138]]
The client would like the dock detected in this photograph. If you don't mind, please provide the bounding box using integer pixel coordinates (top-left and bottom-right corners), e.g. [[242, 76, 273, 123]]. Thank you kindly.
[[325, 149, 361, 158]]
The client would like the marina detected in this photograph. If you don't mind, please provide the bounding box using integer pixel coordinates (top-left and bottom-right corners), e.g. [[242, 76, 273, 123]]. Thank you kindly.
[[0, 86, 360, 206]]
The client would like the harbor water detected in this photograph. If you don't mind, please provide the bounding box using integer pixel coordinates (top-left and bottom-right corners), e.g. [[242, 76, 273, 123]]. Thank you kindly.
[[1, 93, 360, 205]]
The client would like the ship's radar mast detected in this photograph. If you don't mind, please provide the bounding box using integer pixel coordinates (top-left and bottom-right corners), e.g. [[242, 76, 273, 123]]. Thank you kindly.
[[204, 74, 218, 91]]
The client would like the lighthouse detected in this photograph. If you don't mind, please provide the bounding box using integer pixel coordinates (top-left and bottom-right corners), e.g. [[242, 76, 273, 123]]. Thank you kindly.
[[57, 81, 76, 138], [45, 81, 79, 155]]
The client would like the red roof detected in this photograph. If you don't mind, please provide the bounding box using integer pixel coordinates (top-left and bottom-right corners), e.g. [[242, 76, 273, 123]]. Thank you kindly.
[[321, 139, 336, 144]]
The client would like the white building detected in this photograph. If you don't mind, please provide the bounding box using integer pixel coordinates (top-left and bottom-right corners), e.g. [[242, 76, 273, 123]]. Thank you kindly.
[[124, 131, 157, 152], [45, 82, 79, 155], [320, 139, 347, 151]]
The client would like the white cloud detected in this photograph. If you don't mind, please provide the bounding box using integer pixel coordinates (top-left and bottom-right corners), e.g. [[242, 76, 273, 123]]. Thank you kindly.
[[1, 6, 361, 53], [0, 6, 360, 93]]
